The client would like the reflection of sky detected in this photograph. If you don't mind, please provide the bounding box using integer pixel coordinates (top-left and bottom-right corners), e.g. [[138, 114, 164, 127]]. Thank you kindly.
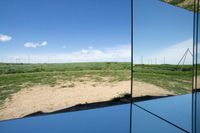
[[134, 0, 193, 64], [197, 92, 200, 132], [0, 0, 193, 63]]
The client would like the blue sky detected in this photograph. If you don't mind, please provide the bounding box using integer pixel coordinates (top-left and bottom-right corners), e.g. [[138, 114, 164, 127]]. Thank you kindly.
[[134, 0, 193, 64], [0, 0, 193, 63]]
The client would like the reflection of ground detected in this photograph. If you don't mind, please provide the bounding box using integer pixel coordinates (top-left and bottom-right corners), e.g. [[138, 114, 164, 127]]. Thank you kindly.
[[0, 80, 174, 120], [197, 76, 200, 89], [162, 0, 196, 12]]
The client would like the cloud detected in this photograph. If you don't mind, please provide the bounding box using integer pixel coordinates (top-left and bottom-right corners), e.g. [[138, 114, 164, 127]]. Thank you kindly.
[[0, 34, 12, 42], [62, 45, 67, 49], [89, 46, 93, 49], [70, 45, 131, 62], [4, 44, 131, 63], [24, 41, 48, 48], [2, 39, 195, 64], [41, 41, 47, 46], [139, 38, 193, 64]]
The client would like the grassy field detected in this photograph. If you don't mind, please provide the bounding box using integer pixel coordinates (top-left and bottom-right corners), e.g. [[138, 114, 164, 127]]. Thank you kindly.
[[0, 62, 195, 105], [133, 64, 193, 94], [161, 0, 197, 12]]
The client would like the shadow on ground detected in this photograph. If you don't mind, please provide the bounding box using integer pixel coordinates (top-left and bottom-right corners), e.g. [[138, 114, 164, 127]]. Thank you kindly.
[[24, 94, 173, 118]]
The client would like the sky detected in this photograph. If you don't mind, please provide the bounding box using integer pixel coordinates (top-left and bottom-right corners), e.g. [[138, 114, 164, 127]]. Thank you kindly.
[[0, 0, 194, 64]]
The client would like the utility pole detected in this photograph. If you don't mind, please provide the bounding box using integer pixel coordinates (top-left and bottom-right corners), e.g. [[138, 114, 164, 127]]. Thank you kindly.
[[28, 55, 30, 64], [155, 58, 157, 64], [141, 56, 143, 64], [0, 57, 3, 63], [48, 57, 50, 64], [164, 56, 165, 64], [176, 48, 193, 71]]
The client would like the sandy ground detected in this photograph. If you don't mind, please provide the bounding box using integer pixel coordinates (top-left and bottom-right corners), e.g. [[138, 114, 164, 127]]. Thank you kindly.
[[0, 80, 174, 120], [197, 77, 200, 88]]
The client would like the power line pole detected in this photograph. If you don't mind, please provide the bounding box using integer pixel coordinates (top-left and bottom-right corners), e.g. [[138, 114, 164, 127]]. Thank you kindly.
[[0, 57, 3, 63], [164, 56, 165, 64], [176, 48, 193, 71], [28, 55, 30, 64], [141, 56, 143, 64], [155, 58, 157, 64]]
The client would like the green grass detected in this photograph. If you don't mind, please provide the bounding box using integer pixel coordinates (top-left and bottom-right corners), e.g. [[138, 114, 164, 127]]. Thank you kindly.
[[167, 0, 185, 5], [161, 0, 198, 12], [0, 62, 196, 105], [0, 62, 131, 105], [133, 64, 193, 94]]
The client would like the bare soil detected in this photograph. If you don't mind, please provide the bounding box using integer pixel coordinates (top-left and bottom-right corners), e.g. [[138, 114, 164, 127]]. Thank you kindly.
[[0, 80, 174, 120]]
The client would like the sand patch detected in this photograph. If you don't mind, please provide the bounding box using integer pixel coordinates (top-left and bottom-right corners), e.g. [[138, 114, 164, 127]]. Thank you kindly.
[[0, 80, 174, 120]]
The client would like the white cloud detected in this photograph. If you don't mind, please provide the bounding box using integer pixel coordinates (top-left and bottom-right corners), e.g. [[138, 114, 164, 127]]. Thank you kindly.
[[89, 46, 93, 49], [41, 41, 47, 46], [140, 38, 193, 64], [59, 44, 131, 62], [0, 34, 12, 42], [2, 39, 196, 64], [24, 41, 48, 48], [62, 45, 67, 49], [4, 44, 131, 63], [80, 49, 89, 54]]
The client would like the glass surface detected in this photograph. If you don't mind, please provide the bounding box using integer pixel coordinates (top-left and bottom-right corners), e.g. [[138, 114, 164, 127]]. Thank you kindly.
[[136, 94, 192, 132], [196, 0, 200, 132], [132, 105, 186, 133], [0, 103, 186, 133], [0, 0, 131, 121], [133, 0, 193, 132], [196, 92, 200, 133], [0, 104, 130, 133]]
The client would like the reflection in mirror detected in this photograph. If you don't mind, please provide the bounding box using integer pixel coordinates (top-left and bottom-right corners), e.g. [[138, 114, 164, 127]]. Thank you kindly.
[[0, 0, 131, 122], [196, 0, 200, 132], [133, 0, 193, 132]]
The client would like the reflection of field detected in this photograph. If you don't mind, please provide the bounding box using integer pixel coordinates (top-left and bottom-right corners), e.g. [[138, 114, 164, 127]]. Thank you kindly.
[[197, 76, 200, 89], [134, 64, 193, 94], [0, 63, 193, 120]]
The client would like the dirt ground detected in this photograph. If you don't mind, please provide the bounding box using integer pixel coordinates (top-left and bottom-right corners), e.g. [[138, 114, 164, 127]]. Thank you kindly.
[[0, 80, 174, 120]]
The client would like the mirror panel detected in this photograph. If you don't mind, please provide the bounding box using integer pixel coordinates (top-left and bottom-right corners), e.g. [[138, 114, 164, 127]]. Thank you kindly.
[[133, 0, 193, 132]]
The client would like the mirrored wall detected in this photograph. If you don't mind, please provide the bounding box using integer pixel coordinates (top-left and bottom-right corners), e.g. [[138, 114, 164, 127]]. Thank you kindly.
[[194, 0, 200, 132], [133, 0, 194, 132]]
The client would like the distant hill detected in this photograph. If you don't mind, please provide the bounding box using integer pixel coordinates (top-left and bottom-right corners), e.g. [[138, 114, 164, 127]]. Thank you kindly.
[[161, 0, 199, 12]]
